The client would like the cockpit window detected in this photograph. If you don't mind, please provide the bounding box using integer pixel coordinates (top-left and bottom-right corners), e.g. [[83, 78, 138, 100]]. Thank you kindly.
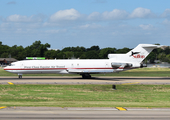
[[10, 64, 15, 66]]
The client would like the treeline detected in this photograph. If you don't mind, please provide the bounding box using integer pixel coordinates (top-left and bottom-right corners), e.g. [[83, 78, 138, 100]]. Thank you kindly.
[[0, 40, 170, 63]]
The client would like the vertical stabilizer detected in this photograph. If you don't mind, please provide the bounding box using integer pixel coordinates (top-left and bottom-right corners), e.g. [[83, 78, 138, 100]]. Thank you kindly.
[[126, 44, 160, 63]]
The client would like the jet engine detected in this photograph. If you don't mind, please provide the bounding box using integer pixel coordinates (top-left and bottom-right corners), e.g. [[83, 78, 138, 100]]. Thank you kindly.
[[111, 62, 133, 68]]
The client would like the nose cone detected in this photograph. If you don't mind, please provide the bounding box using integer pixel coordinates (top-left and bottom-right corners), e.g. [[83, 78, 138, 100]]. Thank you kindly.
[[3, 66, 15, 74], [4, 66, 8, 71], [4, 66, 11, 71]]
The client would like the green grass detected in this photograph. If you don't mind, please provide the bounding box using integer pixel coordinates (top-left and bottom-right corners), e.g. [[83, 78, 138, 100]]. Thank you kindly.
[[1, 68, 170, 108], [1, 68, 170, 77], [1, 84, 170, 108], [96, 68, 170, 77]]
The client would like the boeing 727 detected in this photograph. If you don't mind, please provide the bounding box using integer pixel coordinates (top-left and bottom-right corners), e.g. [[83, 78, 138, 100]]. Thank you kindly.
[[4, 44, 161, 79]]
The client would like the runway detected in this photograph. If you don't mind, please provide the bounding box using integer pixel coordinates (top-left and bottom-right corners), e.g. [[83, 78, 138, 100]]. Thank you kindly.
[[0, 76, 170, 85], [1, 107, 170, 120]]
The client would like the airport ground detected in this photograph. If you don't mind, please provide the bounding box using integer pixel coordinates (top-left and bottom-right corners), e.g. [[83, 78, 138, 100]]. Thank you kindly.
[[1, 107, 170, 120], [0, 76, 170, 85], [1, 68, 170, 119]]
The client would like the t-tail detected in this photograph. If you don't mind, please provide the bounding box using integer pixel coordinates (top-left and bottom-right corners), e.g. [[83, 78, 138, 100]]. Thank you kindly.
[[108, 44, 161, 68]]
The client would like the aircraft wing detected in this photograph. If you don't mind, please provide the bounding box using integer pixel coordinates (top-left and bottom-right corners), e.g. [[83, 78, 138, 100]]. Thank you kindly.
[[67, 69, 114, 74]]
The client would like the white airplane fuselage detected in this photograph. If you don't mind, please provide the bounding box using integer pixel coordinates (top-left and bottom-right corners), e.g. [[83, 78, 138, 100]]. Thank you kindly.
[[5, 59, 136, 74]]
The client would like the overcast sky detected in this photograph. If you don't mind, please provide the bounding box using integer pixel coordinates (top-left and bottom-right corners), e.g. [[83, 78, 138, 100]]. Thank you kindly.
[[1, 0, 170, 49]]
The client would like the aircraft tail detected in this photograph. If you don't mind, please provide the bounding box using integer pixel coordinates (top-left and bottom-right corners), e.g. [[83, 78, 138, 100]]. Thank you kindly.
[[126, 44, 161, 63], [108, 44, 161, 67]]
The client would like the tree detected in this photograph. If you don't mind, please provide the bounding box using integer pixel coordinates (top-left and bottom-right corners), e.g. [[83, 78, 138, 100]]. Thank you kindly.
[[87, 46, 100, 51], [146, 52, 156, 63], [166, 54, 170, 63], [116, 47, 130, 53], [25, 40, 50, 57], [64, 51, 74, 59], [1, 53, 9, 58], [85, 51, 99, 59], [164, 47, 170, 54], [99, 47, 116, 59]]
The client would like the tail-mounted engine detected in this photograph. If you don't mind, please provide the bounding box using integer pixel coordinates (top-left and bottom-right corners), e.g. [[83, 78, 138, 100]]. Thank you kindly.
[[111, 62, 133, 69]]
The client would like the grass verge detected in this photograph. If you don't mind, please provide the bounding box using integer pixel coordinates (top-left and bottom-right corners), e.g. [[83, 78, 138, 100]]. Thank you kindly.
[[1, 84, 170, 108]]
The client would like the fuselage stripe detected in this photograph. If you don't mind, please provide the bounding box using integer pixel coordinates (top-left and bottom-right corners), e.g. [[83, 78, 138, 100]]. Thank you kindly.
[[4, 67, 138, 71]]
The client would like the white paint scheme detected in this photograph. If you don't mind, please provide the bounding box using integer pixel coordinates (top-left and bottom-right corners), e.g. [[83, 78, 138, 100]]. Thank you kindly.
[[4, 44, 161, 78]]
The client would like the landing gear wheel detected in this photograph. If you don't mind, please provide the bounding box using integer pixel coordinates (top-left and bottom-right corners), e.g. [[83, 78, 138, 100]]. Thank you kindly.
[[19, 75, 22, 79], [82, 74, 91, 79]]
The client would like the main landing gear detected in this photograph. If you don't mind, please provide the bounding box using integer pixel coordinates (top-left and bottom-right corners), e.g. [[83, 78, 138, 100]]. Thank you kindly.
[[18, 74, 22, 79], [81, 74, 91, 79]]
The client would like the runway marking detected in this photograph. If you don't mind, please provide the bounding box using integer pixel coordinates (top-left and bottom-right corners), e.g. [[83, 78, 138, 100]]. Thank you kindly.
[[122, 82, 139, 85], [0, 106, 7, 109], [116, 107, 127, 111], [8, 82, 14, 85]]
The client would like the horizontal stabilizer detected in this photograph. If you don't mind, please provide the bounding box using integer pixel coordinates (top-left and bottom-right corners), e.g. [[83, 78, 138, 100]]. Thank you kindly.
[[140, 44, 162, 48]]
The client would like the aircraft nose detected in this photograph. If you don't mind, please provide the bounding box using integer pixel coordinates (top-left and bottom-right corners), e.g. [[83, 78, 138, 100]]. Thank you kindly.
[[4, 66, 7, 70], [4, 66, 9, 71]]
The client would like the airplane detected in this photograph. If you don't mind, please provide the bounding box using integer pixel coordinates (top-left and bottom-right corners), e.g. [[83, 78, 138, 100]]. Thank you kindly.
[[4, 44, 161, 79]]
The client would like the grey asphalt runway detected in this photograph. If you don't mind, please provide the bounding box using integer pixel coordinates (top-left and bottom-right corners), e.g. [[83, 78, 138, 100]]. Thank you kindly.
[[0, 76, 170, 85], [1, 107, 170, 120]]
